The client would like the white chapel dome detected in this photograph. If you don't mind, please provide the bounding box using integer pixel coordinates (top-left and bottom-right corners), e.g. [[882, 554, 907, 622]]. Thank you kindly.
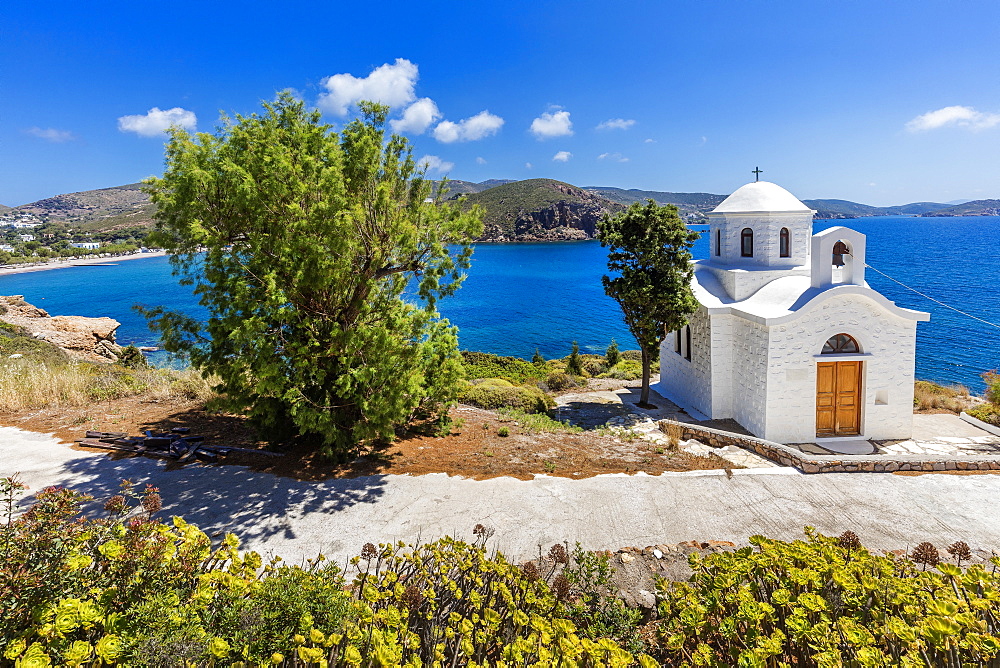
[[712, 181, 813, 214]]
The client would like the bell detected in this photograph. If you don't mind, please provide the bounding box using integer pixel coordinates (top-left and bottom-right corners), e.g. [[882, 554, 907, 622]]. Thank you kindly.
[[832, 241, 849, 267]]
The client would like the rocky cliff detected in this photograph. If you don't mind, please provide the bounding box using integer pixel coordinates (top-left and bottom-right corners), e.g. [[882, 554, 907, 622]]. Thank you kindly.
[[0, 295, 123, 363], [461, 179, 625, 242]]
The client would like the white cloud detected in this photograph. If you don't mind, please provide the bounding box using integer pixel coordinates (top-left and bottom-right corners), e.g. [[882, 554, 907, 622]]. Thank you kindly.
[[598, 152, 629, 163], [318, 58, 418, 116], [644, 138, 656, 144], [525, 162, 533, 169], [596, 118, 635, 131], [530, 110, 573, 139], [417, 155, 454, 173], [25, 127, 74, 142], [432, 110, 504, 143], [389, 97, 441, 134], [476, 156, 487, 165], [117, 107, 196, 137], [905, 105, 1000, 132], [552, 151, 572, 162]]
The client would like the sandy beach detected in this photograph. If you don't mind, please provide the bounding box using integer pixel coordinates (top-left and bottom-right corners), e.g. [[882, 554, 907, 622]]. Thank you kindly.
[[0, 250, 168, 277]]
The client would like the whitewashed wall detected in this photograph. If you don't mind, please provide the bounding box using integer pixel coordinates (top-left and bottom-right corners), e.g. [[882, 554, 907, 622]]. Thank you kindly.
[[763, 293, 919, 443], [703, 264, 811, 301], [729, 317, 770, 436], [709, 212, 812, 269], [657, 306, 714, 417]]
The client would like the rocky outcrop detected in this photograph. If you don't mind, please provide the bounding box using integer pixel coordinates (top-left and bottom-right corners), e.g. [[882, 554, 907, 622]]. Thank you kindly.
[[0, 295, 123, 363], [472, 181, 625, 242]]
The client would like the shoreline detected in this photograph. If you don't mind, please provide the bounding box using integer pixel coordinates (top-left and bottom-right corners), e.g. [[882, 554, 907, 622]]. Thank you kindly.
[[0, 251, 168, 277]]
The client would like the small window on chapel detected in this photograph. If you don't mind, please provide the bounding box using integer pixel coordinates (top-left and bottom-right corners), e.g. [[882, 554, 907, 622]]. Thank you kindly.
[[740, 228, 753, 257], [715, 229, 721, 256], [779, 228, 790, 257], [822, 333, 860, 354], [684, 326, 692, 361]]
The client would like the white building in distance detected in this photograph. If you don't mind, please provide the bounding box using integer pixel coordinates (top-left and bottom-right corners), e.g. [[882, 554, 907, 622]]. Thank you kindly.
[[69, 242, 101, 250], [657, 180, 929, 444]]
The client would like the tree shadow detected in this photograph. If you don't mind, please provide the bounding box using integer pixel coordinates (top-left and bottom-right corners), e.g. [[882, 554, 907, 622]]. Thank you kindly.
[[16, 436, 389, 549]]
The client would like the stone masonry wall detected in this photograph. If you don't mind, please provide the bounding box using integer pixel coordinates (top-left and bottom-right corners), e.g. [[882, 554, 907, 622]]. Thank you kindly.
[[659, 420, 1000, 474]]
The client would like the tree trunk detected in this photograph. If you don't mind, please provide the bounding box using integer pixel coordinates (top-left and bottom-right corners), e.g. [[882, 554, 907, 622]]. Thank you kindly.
[[639, 346, 651, 407]]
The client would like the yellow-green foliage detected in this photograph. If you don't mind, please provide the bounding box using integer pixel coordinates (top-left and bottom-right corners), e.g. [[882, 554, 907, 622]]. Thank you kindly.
[[600, 360, 643, 381], [461, 351, 548, 385], [967, 403, 1000, 427], [0, 478, 654, 667], [461, 382, 556, 413], [655, 528, 1000, 666]]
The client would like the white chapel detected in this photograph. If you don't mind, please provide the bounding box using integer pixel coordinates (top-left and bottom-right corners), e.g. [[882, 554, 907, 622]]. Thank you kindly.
[[656, 180, 930, 444]]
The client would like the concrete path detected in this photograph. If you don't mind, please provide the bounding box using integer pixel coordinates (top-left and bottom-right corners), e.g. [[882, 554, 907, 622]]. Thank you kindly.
[[4, 426, 1000, 566]]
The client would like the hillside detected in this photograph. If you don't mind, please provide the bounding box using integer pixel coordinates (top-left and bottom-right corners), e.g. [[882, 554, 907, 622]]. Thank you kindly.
[[921, 199, 1000, 216], [14, 183, 156, 230], [461, 179, 625, 241], [432, 178, 514, 198]]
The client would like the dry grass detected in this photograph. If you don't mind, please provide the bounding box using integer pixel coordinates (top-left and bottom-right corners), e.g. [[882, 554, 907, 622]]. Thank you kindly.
[[0, 358, 217, 411], [664, 420, 684, 450], [913, 380, 972, 413]]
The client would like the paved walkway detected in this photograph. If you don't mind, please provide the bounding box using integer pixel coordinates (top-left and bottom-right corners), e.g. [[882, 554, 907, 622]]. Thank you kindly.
[[5, 426, 1000, 566]]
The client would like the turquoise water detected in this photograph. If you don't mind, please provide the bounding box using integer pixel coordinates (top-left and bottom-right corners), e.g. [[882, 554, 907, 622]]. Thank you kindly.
[[0, 216, 996, 390]]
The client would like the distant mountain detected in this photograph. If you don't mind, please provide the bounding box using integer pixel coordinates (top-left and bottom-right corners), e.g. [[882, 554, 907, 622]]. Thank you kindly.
[[432, 178, 515, 197], [14, 183, 156, 230], [584, 186, 723, 221], [921, 199, 1000, 217], [802, 199, 953, 219], [460, 178, 625, 241]]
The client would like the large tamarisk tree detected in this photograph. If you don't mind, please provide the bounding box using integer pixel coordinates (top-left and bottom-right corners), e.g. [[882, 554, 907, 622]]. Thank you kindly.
[[141, 93, 483, 459], [597, 199, 699, 407]]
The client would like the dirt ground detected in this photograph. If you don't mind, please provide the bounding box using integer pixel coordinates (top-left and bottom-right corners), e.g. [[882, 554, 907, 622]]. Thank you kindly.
[[0, 398, 733, 482]]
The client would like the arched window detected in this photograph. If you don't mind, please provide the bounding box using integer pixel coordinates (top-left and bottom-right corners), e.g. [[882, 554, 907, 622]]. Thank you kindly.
[[822, 333, 860, 354], [740, 228, 753, 257], [715, 229, 721, 256], [779, 227, 790, 257]]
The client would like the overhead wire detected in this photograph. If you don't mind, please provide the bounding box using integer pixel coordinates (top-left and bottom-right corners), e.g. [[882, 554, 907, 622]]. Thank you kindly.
[[861, 260, 1000, 331]]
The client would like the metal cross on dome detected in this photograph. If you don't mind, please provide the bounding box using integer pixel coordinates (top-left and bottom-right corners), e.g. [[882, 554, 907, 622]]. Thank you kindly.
[[752, 167, 763, 182]]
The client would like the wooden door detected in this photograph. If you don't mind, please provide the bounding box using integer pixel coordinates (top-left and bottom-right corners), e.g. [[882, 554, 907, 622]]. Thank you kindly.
[[816, 361, 862, 437]]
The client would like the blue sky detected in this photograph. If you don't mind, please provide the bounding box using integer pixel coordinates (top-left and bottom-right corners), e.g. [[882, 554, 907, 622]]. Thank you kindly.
[[5, 0, 1000, 207]]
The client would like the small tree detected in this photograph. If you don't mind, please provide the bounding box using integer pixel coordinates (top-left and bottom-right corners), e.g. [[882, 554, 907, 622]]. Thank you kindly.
[[605, 339, 620, 368], [141, 93, 483, 459], [597, 199, 699, 407], [566, 341, 583, 376], [532, 348, 545, 365]]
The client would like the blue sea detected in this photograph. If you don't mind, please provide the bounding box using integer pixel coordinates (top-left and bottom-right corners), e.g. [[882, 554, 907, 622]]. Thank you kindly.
[[1, 216, 997, 390]]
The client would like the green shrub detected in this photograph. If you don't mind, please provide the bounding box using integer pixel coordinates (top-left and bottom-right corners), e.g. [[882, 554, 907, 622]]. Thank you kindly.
[[545, 371, 578, 391], [497, 426, 510, 437], [620, 349, 642, 362], [475, 377, 514, 388], [655, 528, 1000, 666], [0, 327, 69, 366], [461, 382, 555, 413], [605, 339, 621, 368], [117, 344, 149, 369], [967, 402, 1000, 426], [600, 360, 642, 381], [581, 357, 607, 377], [532, 348, 546, 365], [983, 370, 1000, 406], [461, 350, 547, 384], [496, 408, 582, 434], [564, 544, 645, 655], [565, 341, 584, 376]]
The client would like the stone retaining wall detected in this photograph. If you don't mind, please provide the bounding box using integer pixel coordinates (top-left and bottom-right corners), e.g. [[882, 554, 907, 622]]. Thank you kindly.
[[660, 420, 1000, 474]]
